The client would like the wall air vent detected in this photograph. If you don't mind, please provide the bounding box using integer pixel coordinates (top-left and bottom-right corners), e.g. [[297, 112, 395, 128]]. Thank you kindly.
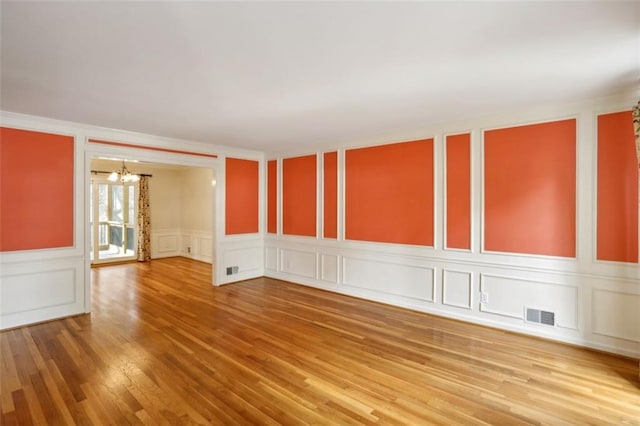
[[226, 266, 239, 276], [525, 307, 555, 326]]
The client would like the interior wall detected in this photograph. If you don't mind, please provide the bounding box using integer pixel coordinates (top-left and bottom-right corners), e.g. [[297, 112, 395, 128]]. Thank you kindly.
[[218, 157, 264, 283], [149, 167, 182, 231], [1, 127, 84, 329], [178, 167, 215, 263], [1, 110, 264, 329], [264, 93, 640, 358], [1, 128, 75, 251]]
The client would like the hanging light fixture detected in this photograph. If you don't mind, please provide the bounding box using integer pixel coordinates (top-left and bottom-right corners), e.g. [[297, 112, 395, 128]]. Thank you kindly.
[[108, 160, 140, 183]]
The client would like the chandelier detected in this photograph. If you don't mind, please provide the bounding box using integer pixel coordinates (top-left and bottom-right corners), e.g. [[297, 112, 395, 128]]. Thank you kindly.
[[108, 160, 140, 183]]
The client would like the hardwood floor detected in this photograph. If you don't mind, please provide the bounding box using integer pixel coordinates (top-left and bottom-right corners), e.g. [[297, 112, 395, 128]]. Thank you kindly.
[[1, 258, 639, 425]]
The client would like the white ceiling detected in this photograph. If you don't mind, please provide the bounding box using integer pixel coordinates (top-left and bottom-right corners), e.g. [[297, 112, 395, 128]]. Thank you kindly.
[[1, 2, 639, 153]]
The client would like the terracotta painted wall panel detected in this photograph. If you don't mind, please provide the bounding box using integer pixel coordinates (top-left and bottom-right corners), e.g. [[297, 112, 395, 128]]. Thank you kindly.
[[446, 133, 471, 250], [225, 158, 259, 235], [323, 152, 338, 239], [345, 139, 433, 246], [0, 127, 74, 251], [484, 119, 576, 257], [267, 160, 277, 234], [283, 155, 317, 237], [596, 111, 638, 263]]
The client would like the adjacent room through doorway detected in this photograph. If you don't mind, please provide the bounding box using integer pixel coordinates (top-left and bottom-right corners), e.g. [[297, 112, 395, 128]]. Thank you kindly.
[[89, 158, 216, 267]]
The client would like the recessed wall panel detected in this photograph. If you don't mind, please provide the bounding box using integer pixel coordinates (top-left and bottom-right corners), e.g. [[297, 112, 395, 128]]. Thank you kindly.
[[281, 249, 317, 279], [480, 274, 577, 329], [446, 133, 471, 250], [267, 160, 277, 234], [0, 127, 74, 251], [323, 152, 338, 239], [345, 139, 434, 246], [283, 155, 317, 237], [592, 289, 640, 342], [343, 257, 434, 302], [596, 111, 638, 263], [225, 158, 259, 235], [2, 269, 76, 315], [157, 234, 178, 253], [442, 270, 472, 309], [265, 247, 278, 271], [484, 119, 576, 257], [321, 254, 338, 283]]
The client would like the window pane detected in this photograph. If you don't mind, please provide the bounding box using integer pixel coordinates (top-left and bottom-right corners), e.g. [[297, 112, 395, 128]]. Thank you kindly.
[[90, 183, 93, 252], [111, 185, 123, 222], [98, 184, 108, 222], [128, 186, 135, 225]]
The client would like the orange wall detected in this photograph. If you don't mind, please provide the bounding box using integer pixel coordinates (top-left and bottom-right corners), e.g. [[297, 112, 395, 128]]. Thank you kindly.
[[446, 133, 471, 250], [225, 157, 259, 235], [267, 160, 277, 234], [345, 139, 433, 246], [596, 111, 638, 263], [323, 152, 337, 239], [484, 119, 576, 257], [1, 127, 74, 251], [283, 155, 317, 237]]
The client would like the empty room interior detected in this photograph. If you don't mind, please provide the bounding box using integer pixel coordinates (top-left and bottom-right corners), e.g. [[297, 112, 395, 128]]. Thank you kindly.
[[1, 2, 639, 424]]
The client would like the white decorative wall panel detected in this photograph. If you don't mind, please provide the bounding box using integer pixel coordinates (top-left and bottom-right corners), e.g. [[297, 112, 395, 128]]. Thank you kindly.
[[223, 246, 262, 273], [480, 274, 578, 329], [1, 258, 85, 330], [2, 269, 76, 315], [321, 254, 339, 283], [265, 247, 278, 271], [165, 230, 214, 263], [217, 234, 264, 285], [442, 270, 472, 309], [157, 234, 178, 253], [592, 290, 640, 342], [181, 234, 192, 254], [199, 237, 213, 257], [192, 234, 213, 263], [343, 257, 435, 302], [281, 249, 317, 279]]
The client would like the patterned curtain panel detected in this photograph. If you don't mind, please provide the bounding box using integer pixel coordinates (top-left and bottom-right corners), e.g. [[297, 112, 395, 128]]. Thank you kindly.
[[137, 176, 151, 262]]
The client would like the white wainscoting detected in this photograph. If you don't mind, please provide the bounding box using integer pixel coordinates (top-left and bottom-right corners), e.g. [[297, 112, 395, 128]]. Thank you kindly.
[[281, 248, 317, 279], [479, 273, 578, 330], [217, 235, 264, 285], [1, 256, 86, 329], [181, 234, 193, 257], [592, 288, 640, 343], [151, 229, 181, 259], [320, 254, 339, 284], [442, 269, 473, 310], [181, 230, 214, 264], [152, 229, 214, 264], [343, 256, 435, 302], [265, 246, 278, 271], [264, 238, 640, 358]]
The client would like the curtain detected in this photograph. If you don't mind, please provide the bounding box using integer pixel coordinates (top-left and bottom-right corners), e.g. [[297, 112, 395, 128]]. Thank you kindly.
[[137, 176, 151, 262]]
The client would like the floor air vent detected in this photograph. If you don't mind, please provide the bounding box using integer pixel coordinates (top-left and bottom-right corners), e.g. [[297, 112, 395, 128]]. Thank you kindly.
[[526, 308, 555, 326]]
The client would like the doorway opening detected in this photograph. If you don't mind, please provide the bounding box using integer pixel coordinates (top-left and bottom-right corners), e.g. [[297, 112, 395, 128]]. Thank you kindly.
[[88, 157, 216, 268]]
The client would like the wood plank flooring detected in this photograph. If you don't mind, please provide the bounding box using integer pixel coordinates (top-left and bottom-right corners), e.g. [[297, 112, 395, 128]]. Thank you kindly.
[[1, 257, 639, 425]]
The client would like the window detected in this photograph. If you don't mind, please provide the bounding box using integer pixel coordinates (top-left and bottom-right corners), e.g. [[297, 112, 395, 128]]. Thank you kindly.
[[90, 178, 138, 263]]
